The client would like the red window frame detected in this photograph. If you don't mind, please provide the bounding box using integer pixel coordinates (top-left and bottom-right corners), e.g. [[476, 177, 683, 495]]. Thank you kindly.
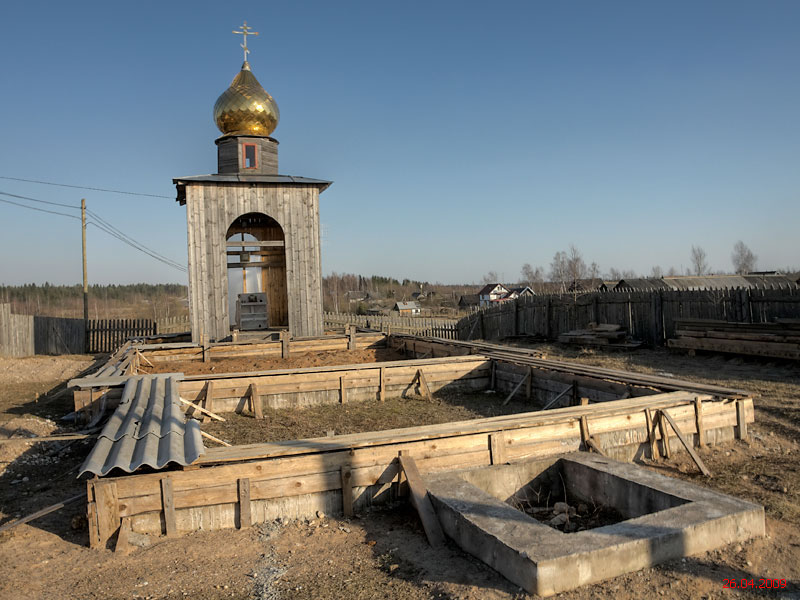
[[242, 143, 258, 169]]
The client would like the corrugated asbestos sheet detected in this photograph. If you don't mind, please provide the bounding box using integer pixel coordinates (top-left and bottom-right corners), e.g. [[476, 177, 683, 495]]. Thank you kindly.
[[80, 375, 204, 476]]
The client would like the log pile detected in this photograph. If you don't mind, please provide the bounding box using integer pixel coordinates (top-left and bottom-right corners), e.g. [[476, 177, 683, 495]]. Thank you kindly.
[[558, 324, 642, 349], [668, 319, 800, 360]]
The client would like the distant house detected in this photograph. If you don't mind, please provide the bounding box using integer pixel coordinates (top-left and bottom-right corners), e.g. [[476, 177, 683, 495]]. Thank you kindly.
[[366, 307, 386, 316], [478, 283, 510, 307], [506, 286, 535, 300], [458, 294, 480, 310], [614, 278, 672, 292], [392, 301, 421, 315], [345, 290, 369, 302], [411, 291, 426, 300]]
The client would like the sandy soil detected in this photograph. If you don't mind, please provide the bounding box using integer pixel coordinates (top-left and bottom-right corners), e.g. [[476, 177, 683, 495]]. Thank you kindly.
[[146, 348, 407, 376], [0, 347, 798, 599]]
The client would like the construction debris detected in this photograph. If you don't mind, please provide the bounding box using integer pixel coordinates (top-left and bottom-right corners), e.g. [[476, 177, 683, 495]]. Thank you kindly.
[[558, 323, 643, 349]]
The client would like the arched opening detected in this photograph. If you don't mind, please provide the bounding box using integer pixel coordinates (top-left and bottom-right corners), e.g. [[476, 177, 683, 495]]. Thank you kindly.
[[226, 212, 288, 330]]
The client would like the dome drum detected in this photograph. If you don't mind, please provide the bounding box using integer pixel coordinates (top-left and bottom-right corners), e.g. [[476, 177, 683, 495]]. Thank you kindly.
[[216, 135, 278, 175]]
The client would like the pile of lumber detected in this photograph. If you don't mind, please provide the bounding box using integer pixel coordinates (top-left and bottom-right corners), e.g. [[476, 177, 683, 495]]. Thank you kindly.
[[558, 323, 642, 349], [668, 319, 800, 360]]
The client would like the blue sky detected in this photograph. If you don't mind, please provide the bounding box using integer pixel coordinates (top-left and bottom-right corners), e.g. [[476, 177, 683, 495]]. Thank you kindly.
[[0, 1, 798, 285]]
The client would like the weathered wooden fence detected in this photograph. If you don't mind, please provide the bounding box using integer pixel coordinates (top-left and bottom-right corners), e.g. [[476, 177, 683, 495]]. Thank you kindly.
[[87, 319, 156, 353], [323, 312, 459, 339], [456, 288, 800, 346], [1, 303, 85, 356], [155, 315, 191, 334]]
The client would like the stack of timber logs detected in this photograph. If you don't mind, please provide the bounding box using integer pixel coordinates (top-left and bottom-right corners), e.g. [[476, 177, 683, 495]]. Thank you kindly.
[[558, 323, 643, 349], [668, 319, 800, 360]]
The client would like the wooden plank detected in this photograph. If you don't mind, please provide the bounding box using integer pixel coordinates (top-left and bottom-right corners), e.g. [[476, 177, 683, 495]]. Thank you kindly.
[[0, 493, 83, 534], [203, 381, 215, 424], [585, 437, 606, 456], [340, 466, 353, 517], [397, 454, 446, 547], [238, 478, 252, 529], [736, 399, 748, 440], [340, 375, 347, 404], [161, 478, 177, 537], [379, 367, 385, 402], [252, 384, 264, 420], [489, 432, 506, 465], [94, 481, 120, 549], [660, 409, 712, 477], [200, 430, 232, 447], [87, 500, 101, 549], [542, 383, 573, 410], [579, 416, 590, 448], [115, 516, 133, 555]]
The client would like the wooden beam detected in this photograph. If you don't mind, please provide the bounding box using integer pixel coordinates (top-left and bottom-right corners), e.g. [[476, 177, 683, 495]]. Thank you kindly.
[[502, 371, 529, 406], [161, 478, 177, 537], [200, 430, 231, 447], [379, 367, 385, 402], [340, 466, 354, 517], [340, 375, 347, 404], [115, 516, 133, 555], [238, 478, 252, 529], [397, 455, 446, 547], [579, 415, 590, 448], [585, 437, 606, 456], [736, 399, 748, 440], [280, 330, 289, 359], [0, 493, 83, 534], [525, 366, 533, 400], [348, 325, 357, 351], [94, 481, 120, 549], [417, 369, 433, 401], [202, 381, 215, 424], [542, 383, 573, 410], [178, 396, 225, 422], [660, 409, 713, 477], [226, 240, 285, 247]]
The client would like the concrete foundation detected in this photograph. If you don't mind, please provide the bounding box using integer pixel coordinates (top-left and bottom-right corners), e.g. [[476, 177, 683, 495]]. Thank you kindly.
[[426, 454, 765, 597]]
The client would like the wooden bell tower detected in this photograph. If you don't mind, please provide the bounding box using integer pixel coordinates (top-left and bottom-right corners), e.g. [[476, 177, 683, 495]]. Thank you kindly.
[[174, 26, 330, 344]]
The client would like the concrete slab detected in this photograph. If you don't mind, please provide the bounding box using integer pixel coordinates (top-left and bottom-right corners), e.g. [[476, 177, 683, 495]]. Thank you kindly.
[[426, 453, 764, 597]]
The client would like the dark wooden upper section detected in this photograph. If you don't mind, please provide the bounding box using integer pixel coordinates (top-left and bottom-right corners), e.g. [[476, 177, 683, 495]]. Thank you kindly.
[[216, 135, 279, 175]]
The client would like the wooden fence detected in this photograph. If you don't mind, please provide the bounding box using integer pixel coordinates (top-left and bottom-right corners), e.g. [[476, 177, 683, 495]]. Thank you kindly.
[[456, 288, 800, 347], [155, 315, 191, 334], [1, 303, 85, 356], [323, 312, 459, 339], [88, 319, 156, 353]]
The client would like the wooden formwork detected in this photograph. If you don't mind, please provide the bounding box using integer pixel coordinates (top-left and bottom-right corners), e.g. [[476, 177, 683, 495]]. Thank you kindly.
[[87, 391, 754, 549]]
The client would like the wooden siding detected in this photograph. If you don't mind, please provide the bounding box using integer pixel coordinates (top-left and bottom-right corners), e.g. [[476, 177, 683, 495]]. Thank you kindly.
[[185, 183, 324, 343], [0, 304, 85, 356]]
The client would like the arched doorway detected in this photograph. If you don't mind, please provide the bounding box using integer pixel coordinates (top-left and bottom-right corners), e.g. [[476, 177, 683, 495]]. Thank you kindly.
[[226, 212, 288, 329]]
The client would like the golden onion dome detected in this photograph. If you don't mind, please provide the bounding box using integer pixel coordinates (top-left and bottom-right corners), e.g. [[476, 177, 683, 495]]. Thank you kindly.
[[213, 61, 280, 137]]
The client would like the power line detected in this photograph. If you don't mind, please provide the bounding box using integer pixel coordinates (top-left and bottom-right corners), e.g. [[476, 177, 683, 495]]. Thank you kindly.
[[0, 190, 80, 209], [0, 189, 187, 273], [0, 195, 81, 220], [0, 175, 172, 199]]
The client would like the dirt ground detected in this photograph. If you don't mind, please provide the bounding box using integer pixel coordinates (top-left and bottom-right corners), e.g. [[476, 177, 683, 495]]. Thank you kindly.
[[146, 347, 408, 376], [1, 347, 799, 599]]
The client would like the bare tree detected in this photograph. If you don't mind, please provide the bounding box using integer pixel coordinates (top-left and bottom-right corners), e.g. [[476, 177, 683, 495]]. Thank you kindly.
[[520, 263, 544, 287], [566, 245, 588, 283], [666, 266, 679, 276], [731, 241, 757, 274], [482, 271, 500, 285], [690, 245, 708, 275], [588, 262, 601, 280], [650, 265, 663, 278], [549, 251, 569, 291]]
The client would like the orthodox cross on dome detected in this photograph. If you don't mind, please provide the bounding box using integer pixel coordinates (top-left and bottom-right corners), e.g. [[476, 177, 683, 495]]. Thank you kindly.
[[233, 21, 259, 62]]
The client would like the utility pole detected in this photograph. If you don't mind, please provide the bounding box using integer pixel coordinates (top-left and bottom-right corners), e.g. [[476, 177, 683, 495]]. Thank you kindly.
[[81, 198, 88, 350]]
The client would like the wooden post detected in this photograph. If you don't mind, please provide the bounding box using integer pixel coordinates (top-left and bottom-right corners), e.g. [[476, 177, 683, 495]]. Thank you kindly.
[[525, 366, 533, 401], [340, 375, 347, 404], [340, 466, 353, 517], [161, 478, 177, 537], [657, 410, 671, 459], [736, 400, 748, 440], [252, 384, 263, 419], [694, 397, 705, 447], [238, 478, 252, 529], [348, 324, 357, 350], [645, 408, 658, 461], [489, 432, 506, 465], [280, 330, 289, 358], [490, 360, 496, 390], [203, 381, 215, 423], [579, 416, 590, 449], [81, 198, 89, 353], [379, 366, 385, 402], [417, 369, 432, 401], [93, 481, 119, 550]]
